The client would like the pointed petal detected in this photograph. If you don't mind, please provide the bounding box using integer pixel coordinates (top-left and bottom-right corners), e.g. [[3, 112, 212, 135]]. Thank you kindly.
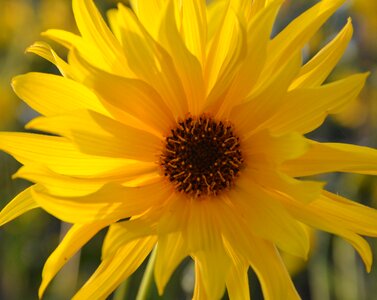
[[0, 186, 38, 226], [242, 130, 310, 166], [277, 192, 373, 272], [41, 29, 123, 79], [244, 169, 323, 203], [229, 0, 252, 19], [68, 49, 176, 134], [193, 249, 230, 300], [205, 7, 247, 108], [290, 18, 353, 89], [13, 162, 156, 197], [206, 0, 227, 43], [230, 184, 310, 258], [26, 42, 74, 78], [220, 207, 300, 300], [39, 221, 108, 298], [238, 132, 324, 203], [12, 72, 109, 117], [106, 9, 122, 42], [249, 240, 300, 300], [72, 236, 157, 300], [226, 264, 250, 300], [154, 232, 188, 294], [129, 0, 166, 39], [114, 4, 189, 117], [192, 261, 208, 300], [31, 180, 172, 223], [229, 51, 301, 134], [212, 0, 282, 116], [27, 110, 162, 161], [159, 0, 206, 114], [0, 133, 139, 177], [180, 0, 207, 64], [314, 191, 377, 237], [262, 73, 368, 135], [283, 140, 377, 177], [102, 217, 158, 259], [72, 0, 129, 76], [263, 0, 345, 81]]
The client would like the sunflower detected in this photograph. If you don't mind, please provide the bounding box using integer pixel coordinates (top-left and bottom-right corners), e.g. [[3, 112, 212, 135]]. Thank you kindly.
[[1, 0, 377, 299]]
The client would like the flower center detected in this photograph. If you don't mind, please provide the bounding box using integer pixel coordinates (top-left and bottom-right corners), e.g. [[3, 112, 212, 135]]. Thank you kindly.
[[160, 115, 244, 197]]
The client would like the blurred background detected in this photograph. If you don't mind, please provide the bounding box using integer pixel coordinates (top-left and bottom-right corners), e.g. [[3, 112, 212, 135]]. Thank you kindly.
[[0, 0, 377, 299]]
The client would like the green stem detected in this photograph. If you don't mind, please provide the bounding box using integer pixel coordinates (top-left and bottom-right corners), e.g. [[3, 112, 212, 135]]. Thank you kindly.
[[135, 246, 158, 300]]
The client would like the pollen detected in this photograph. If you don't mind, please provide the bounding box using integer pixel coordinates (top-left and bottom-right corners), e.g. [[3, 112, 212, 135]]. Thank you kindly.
[[160, 115, 244, 197]]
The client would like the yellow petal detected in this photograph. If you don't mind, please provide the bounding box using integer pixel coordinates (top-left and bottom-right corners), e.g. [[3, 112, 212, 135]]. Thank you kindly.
[[213, 0, 282, 116], [262, 73, 368, 135], [106, 9, 122, 42], [31, 180, 172, 224], [229, 51, 301, 134], [72, 236, 157, 300], [157, 193, 190, 235], [205, 6, 247, 108], [206, 0, 227, 44], [26, 42, 74, 78], [41, 29, 120, 80], [185, 198, 225, 252], [14, 165, 104, 197], [249, 241, 300, 300], [230, 184, 310, 258], [102, 217, 158, 259], [242, 130, 310, 166], [0, 132, 139, 177], [220, 211, 300, 300], [193, 250, 230, 300], [243, 168, 323, 204], [159, 0, 206, 114], [115, 4, 189, 117], [39, 221, 108, 298], [229, 0, 252, 20], [263, 0, 345, 81], [14, 162, 156, 197], [68, 49, 176, 134], [0, 186, 38, 226], [226, 264, 250, 300], [154, 232, 188, 294], [290, 18, 353, 89], [249, 0, 272, 16], [192, 261, 208, 300], [240, 131, 324, 203], [72, 0, 130, 76], [180, 0, 207, 65], [282, 140, 377, 177], [12, 72, 109, 117], [27, 110, 162, 162], [278, 192, 373, 272], [315, 191, 377, 237], [129, 0, 166, 40]]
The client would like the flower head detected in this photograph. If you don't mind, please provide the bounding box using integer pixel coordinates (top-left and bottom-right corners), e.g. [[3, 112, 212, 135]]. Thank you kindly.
[[1, 0, 377, 299]]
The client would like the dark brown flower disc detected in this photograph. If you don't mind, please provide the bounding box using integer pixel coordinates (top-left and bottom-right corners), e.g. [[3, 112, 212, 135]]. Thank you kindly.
[[160, 115, 244, 197]]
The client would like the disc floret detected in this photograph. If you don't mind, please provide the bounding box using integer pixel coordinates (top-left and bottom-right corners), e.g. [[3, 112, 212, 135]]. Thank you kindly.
[[160, 115, 244, 197]]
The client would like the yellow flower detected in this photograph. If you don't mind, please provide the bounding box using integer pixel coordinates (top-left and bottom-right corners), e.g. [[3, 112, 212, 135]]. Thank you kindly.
[[1, 0, 377, 299]]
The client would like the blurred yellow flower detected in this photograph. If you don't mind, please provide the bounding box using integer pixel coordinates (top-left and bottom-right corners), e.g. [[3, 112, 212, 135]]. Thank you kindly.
[[38, 0, 76, 32], [352, 0, 377, 36], [0, 83, 18, 129], [1, 0, 377, 299], [0, 0, 34, 47]]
